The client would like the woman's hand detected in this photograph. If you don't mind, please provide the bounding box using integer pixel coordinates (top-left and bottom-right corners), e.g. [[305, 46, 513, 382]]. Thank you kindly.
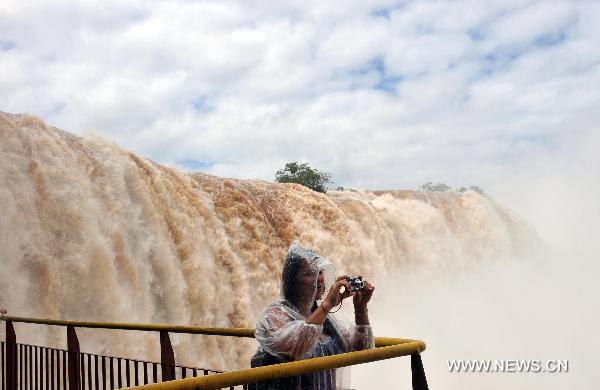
[[322, 275, 354, 311], [353, 279, 375, 310], [0, 307, 7, 316]]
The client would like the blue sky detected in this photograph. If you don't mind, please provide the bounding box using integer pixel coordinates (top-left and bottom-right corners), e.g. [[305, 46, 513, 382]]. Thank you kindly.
[[0, 0, 598, 193]]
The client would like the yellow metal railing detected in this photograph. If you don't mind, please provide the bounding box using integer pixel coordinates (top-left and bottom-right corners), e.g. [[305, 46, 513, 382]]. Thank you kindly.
[[1, 316, 429, 390], [125, 339, 426, 390], [1, 315, 256, 337]]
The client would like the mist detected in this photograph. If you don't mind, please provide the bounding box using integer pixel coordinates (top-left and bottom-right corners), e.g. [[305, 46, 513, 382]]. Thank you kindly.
[[352, 129, 599, 389]]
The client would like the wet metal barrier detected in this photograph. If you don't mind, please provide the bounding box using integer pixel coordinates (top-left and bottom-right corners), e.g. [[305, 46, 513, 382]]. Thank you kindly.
[[1, 316, 428, 390]]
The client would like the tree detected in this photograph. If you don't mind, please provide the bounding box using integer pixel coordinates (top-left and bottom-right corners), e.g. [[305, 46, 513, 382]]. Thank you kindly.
[[275, 162, 332, 193], [457, 185, 486, 195], [418, 182, 452, 192], [467, 185, 485, 195]]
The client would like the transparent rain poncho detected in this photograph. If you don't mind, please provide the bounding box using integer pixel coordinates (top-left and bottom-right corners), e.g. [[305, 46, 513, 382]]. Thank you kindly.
[[250, 241, 375, 390]]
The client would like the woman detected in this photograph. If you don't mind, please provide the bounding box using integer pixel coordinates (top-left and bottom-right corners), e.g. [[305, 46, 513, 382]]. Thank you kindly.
[[250, 241, 375, 389]]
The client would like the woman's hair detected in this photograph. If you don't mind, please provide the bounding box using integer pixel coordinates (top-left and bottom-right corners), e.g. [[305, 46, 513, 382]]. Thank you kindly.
[[281, 252, 305, 306]]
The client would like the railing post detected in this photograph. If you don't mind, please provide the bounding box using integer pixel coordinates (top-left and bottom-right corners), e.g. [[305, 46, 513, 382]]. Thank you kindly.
[[5, 321, 17, 390], [411, 352, 429, 390], [159, 331, 175, 382], [67, 326, 80, 390]]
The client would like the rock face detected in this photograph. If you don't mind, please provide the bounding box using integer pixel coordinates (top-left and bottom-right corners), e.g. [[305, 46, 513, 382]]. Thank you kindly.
[[0, 112, 538, 369]]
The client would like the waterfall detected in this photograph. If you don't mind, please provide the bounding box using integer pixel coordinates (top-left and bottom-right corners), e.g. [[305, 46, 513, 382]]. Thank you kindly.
[[0, 112, 538, 371]]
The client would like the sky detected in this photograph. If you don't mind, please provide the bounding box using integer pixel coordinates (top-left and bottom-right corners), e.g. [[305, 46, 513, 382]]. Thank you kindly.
[[1, 0, 599, 192]]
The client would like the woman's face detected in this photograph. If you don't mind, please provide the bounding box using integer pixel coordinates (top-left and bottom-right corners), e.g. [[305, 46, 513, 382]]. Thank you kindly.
[[297, 261, 326, 302], [316, 270, 325, 300]]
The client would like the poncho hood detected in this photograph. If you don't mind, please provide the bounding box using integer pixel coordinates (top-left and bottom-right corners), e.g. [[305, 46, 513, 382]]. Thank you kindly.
[[281, 240, 336, 316]]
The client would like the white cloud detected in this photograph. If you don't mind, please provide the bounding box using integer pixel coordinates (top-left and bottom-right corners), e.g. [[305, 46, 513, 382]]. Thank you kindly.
[[0, 0, 598, 193], [482, 1, 576, 49]]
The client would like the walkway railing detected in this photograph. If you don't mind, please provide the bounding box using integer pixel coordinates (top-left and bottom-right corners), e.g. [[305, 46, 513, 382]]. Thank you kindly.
[[1, 316, 429, 390]]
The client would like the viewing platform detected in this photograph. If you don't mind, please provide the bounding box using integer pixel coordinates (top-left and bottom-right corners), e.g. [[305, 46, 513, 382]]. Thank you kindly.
[[1, 316, 428, 390]]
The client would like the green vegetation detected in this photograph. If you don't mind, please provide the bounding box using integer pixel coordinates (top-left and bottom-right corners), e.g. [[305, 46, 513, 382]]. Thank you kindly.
[[457, 185, 485, 195], [419, 182, 486, 195], [419, 182, 452, 192], [275, 162, 332, 193]]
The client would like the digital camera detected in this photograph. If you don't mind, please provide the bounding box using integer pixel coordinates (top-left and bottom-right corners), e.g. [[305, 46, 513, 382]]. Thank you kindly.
[[347, 276, 364, 292]]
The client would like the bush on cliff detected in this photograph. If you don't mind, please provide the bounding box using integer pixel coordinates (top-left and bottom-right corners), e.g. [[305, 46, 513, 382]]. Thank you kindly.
[[275, 162, 332, 193]]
